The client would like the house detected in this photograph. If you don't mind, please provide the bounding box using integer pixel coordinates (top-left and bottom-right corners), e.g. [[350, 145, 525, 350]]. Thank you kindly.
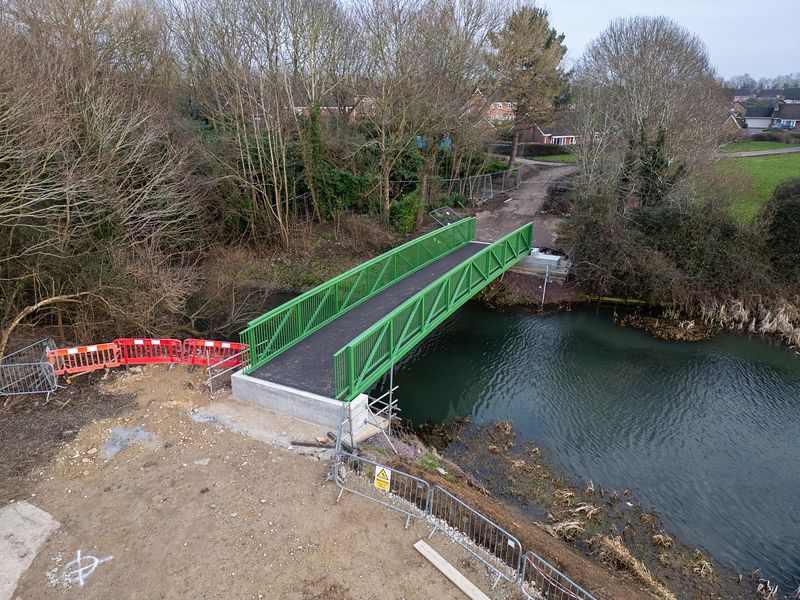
[[756, 89, 782, 101], [530, 112, 578, 145], [486, 101, 514, 122], [745, 104, 776, 130], [782, 88, 800, 104], [772, 103, 800, 129], [463, 88, 515, 124], [733, 88, 756, 102], [722, 111, 742, 135]]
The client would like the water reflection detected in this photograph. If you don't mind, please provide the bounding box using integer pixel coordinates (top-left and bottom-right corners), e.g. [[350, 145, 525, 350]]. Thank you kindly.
[[373, 303, 800, 590]]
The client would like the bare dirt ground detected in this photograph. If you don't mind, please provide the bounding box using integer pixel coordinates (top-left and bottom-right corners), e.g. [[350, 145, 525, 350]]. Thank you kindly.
[[476, 162, 580, 306], [1, 368, 523, 600], [475, 162, 576, 251]]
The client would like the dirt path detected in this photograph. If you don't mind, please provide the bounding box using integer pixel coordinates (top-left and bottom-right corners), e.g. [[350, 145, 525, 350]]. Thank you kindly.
[[4, 369, 517, 600], [476, 161, 576, 251]]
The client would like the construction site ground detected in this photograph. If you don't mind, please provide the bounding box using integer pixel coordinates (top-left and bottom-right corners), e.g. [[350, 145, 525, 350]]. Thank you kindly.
[[1, 367, 652, 600], [1, 368, 524, 599]]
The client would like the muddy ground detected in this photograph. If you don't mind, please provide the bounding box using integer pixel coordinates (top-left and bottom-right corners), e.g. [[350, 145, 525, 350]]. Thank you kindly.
[[1, 368, 525, 600]]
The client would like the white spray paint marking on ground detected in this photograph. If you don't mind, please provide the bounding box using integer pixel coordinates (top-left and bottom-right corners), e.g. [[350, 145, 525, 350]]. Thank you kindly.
[[0, 502, 60, 600], [62, 550, 113, 586]]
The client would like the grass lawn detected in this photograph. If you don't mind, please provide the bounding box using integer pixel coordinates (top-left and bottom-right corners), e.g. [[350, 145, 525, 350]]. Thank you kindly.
[[721, 140, 795, 153], [727, 152, 800, 221], [534, 153, 577, 163]]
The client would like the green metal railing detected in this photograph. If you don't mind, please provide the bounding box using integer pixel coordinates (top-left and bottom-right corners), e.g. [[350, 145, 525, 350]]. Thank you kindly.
[[333, 222, 533, 401], [241, 218, 476, 373]]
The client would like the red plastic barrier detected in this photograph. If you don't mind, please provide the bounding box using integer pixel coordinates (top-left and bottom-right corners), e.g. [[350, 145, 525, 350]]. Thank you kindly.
[[183, 339, 248, 368], [114, 338, 183, 365], [48, 343, 120, 376]]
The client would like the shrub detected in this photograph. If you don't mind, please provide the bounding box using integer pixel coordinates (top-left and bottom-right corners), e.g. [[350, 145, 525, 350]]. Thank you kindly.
[[751, 130, 800, 144], [390, 191, 420, 234], [317, 165, 369, 217], [483, 159, 509, 173], [765, 178, 800, 290]]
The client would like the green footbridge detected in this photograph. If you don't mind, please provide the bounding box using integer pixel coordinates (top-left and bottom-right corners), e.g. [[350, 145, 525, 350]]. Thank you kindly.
[[240, 218, 533, 402]]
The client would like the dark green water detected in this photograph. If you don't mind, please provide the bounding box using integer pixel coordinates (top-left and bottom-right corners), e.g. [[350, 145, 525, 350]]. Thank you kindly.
[[374, 303, 800, 590]]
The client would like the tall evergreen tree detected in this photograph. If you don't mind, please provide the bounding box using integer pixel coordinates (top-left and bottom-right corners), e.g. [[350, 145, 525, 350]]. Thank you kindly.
[[487, 6, 567, 168]]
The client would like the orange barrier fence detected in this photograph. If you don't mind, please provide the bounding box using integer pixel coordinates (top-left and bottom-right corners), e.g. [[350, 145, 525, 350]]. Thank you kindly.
[[47, 338, 247, 378], [48, 343, 120, 376], [115, 338, 183, 365], [183, 339, 248, 368]]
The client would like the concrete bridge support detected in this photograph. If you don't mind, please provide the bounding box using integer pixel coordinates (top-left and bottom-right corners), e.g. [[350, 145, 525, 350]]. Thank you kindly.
[[231, 371, 370, 440]]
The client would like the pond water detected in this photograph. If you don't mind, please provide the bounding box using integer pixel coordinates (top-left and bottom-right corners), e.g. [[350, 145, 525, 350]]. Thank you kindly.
[[373, 303, 800, 591]]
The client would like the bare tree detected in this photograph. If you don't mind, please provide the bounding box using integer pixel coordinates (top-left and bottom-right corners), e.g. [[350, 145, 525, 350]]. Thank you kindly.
[[172, 0, 298, 248], [0, 0, 202, 352], [572, 16, 728, 208]]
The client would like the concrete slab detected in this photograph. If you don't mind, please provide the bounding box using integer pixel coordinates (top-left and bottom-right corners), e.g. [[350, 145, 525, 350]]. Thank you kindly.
[[231, 370, 369, 438], [0, 502, 60, 600]]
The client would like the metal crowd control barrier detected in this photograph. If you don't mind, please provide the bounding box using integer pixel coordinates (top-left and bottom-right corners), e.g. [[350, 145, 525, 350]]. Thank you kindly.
[[428, 484, 523, 589], [114, 338, 183, 365], [0, 339, 58, 400], [206, 347, 250, 393], [328, 401, 596, 598], [334, 452, 431, 529], [48, 343, 120, 376], [522, 551, 597, 600]]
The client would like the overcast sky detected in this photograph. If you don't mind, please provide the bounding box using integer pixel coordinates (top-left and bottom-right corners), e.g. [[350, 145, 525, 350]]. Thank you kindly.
[[541, 0, 799, 79]]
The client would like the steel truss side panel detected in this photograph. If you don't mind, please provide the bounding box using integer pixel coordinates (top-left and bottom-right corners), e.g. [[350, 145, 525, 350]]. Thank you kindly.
[[334, 223, 533, 401]]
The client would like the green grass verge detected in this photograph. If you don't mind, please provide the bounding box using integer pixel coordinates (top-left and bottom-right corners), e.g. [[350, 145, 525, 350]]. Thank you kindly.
[[535, 153, 577, 163], [727, 153, 800, 221], [721, 141, 795, 153]]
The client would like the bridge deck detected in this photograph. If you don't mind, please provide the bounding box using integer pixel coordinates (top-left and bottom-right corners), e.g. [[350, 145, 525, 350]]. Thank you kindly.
[[250, 242, 485, 397]]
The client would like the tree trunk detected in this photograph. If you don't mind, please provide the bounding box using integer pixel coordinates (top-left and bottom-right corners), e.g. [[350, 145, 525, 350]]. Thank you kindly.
[[416, 171, 428, 228], [382, 166, 391, 215], [508, 128, 520, 169], [0, 293, 89, 358]]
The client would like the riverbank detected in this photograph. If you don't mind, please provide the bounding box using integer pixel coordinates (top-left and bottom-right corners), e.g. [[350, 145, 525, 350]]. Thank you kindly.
[[403, 419, 761, 600], [477, 276, 800, 354]]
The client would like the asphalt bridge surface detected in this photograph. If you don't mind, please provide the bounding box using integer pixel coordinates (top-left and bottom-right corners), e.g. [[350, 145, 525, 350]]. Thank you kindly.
[[250, 243, 485, 397]]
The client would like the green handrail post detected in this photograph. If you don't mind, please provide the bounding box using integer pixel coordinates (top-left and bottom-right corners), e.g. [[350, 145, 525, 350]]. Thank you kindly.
[[346, 345, 355, 400]]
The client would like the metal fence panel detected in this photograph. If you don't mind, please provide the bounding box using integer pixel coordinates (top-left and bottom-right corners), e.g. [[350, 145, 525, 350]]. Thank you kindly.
[[1, 338, 56, 364], [521, 551, 597, 600], [429, 484, 523, 588], [241, 218, 476, 374], [206, 347, 250, 393], [334, 452, 431, 529], [0, 339, 58, 399], [0, 361, 57, 398]]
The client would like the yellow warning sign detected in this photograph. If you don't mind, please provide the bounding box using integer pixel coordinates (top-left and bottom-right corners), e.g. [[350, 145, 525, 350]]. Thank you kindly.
[[374, 466, 391, 492]]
